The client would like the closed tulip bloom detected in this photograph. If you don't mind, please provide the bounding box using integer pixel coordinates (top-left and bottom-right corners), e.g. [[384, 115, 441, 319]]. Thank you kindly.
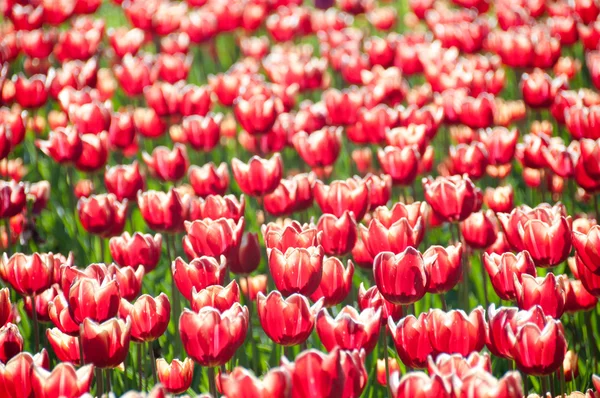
[[0, 323, 23, 363], [428, 352, 491, 382], [377, 358, 400, 386], [181, 113, 222, 152], [104, 162, 145, 202], [257, 291, 322, 346], [68, 276, 121, 324], [424, 244, 463, 294], [310, 258, 354, 307], [314, 179, 371, 221], [0, 180, 26, 219], [373, 248, 431, 305], [564, 279, 598, 313], [74, 133, 109, 173], [316, 306, 381, 353], [422, 175, 483, 223], [574, 255, 600, 296], [358, 284, 403, 323], [388, 313, 434, 369], [338, 349, 369, 398], [483, 186, 514, 213], [179, 304, 249, 367], [293, 127, 342, 170], [268, 246, 324, 296], [107, 264, 144, 301], [262, 221, 321, 252], [281, 348, 346, 398], [133, 107, 166, 139], [31, 363, 94, 398], [234, 94, 280, 135], [74, 179, 94, 199], [172, 256, 226, 301], [371, 201, 427, 229], [227, 232, 261, 275], [389, 371, 452, 398], [220, 366, 291, 398], [81, 317, 132, 368], [572, 225, 600, 274], [143, 144, 189, 182], [263, 179, 299, 217], [183, 217, 244, 260], [483, 251, 537, 301], [232, 154, 283, 197], [317, 211, 357, 256], [1, 252, 53, 296], [188, 162, 229, 197], [0, 350, 50, 398], [191, 281, 240, 313], [240, 275, 268, 301], [460, 210, 498, 249], [110, 232, 162, 272], [362, 174, 392, 210], [59, 263, 108, 298], [48, 293, 79, 335], [138, 189, 187, 233], [77, 194, 127, 238], [0, 288, 11, 327], [118, 293, 170, 342], [449, 142, 489, 181], [24, 284, 59, 323], [454, 370, 523, 398], [360, 217, 423, 257], [377, 146, 421, 185], [514, 273, 567, 319], [13, 73, 50, 108], [46, 328, 80, 364], [428, 307, 486, 357], [156, 357, 194, 394], [194, 194, 245, 222], [507, 318, 567, 376]]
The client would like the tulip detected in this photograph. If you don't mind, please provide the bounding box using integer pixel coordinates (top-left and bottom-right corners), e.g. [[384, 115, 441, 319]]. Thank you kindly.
[[352, 148, 373, 174], [373, 248, 432, 305], [428, 352, 491, 381], [180, 84, 212, 116], [74, 133, 108, 173], [68, 276, 121, 324], [293, 127, 342, 170], [363, 174, 392, 210], [574, 255, 600, 296], [13, 73, 50, 108], [358, 284, 403, 323], [563, 350, 579, 382], [31, 363, 94, 398], [316, 211, 357, 256], [74, 179, 94, 199], [227, 232, 261, 275], [454, 370, 524, 398], [110, 232, 162, 272], [377, 146, 421, 185], [118, 294, 170, 342], [422, 175, 482, 223], [220, 366, 292, 398], [194, 194, 245, 222], [316, 306, 381, 353], [389, 371, 452, 398], [424, 244, 462, 295], [181, 113, 223, 152], [388, 313, 433, 369], [77, 194, 127, 238], [483, 186, 514, 213], [143, 144, 189, 183], [257, 291, 322, 346], [59, 263, 108, 297], [179, 304, 249, 367], [514, 273, 567, 319], [564, 279, 598, 313], [81, 317, 132, 368], [138, 189, 187, 233], [0, 323, 23, 363], [24, 284, 59, 323], [104, 162, 145, 202], [572, 225, 600, 274], [133, 107, 166, 139], [47, 293, 80, 336], [377, 358, 400, 386], [314, 179, 371, 221], [156, 358, 194, 394], [240, 275, 268, 301], [521, 69, 566, 109], [191, 281, 240, 313], [262, 221, 321, 252], [0, 288, 10, 328], [27, 180, 51, 214], [483, 251, 537, 301], [268, 246, 324, 296], [460, 210, 498, 249], [232, 154, 283, 197], [0, 180, 26, 219], [427, 307, 486, 357], [310, 258, 354, 307], [46, 328, 80, 364], [68, 101, 111, 135], [263, 179, 298, 217], [233, 94, 280, 135], [188, 163, 230, 198], [144, 81, 182, 117], [281, 348, 346, 398], [1, 252, 54, 296], [183, 217, 245, 260], [0, 350, 50, 398], [360, 217, 423, 257]]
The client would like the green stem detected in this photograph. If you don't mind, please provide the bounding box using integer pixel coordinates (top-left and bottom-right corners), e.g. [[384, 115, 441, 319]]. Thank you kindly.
[[149, 342, 157, 385], [79, 334, 85, 365], [96, 367, 104, 397], [383, 328, 392, 398], [559, 367, 566, 397], [541, 375, 549, 395], [31, 293, 39, 352], [208, 367, 217, 398], [480, 251, 489, 309], [105, 369, 111, 394], [138, 343, 143, 391], [440, 294, 448, 311]]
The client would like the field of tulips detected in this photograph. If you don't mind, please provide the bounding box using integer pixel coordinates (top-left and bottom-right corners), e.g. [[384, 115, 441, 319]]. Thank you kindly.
[[4, 0, 600, 396]]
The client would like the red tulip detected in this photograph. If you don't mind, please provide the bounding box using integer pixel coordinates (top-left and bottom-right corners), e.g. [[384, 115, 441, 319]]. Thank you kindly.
[[484, 186, 514, 213], [373, 248, 432, 304], [520, 68, 566, 109], [377, 358, 400, 387], [514, 273, 568, 319], [293, 127, 342, 170], [156, 357, 194, 394], [46, 328, 80, 364], [280, 348, 345, 398], [104, 162, 145, 202], [479, 126, 519, 166], [0, 323, 23, 363], [133, 107, 166, 139], [564, 279, 598, 313], [191, 281, 240, 313], [314, 179, 370, 221], [428, 352, 491, 382], [0, 126, 12, 161], [68, 101, 111, 135], [352, 148, 373, 174], [389, 371, 452, 398], [179, 84, 212, 116], [317, 306, 381, 353], [574, 255, 600, 296], [183, 217, 245, 260], [144, 81, 182, 118], [310, 258, 354, 307], [482, 251, 537, 301], [316, 211, 357, 256], [358, 284, 403, 323], [110, 232, 162, 272], [424, 244, 463, 294], [188, 162, 230, 198], [263, 179, 299, 217], [74, 133, 109, 173], [240, 275, 268, 301], [388, 313, 434, 369], [81, 317, 132, 368], [262, 221, 321, 252], [172, 256, 226, 301], [68, 276, 120, 324], [427, 307, 487, 357], [454, 370, 524, 398], [31, 363, 94, 398], [257, 291, 322, 346], [360, 217, 423, 258], [114, 54, 153, 96], [360, 174, 390, 208], [0, 288, 11, 327], [234, 94, 280, 135], [423, 175, 483, 223], [26, 180, 51, 214], [143, 144, 189, 182], [227, 232, 261, 275], [179, 304, 249, 367], [268, 246, 324, 296], [24, 284, 59, 323], [74, 179, 94, 199], [36, 126, 83, 165], [0, 180, 26, 219], [181, 113, 223, 152], [0, 350, 50, 398], [572, 225, 600, 274], [220, 366, 292, 398], [138, 188, 187, 233], [13, 73, 50, 108], [378, 146, 421, 185], [1, 252, 54, 296], [77, 194, 127, 238], [119, 293, 170, 342], [232, 154, 283, 197], [460, 210, 498, 249], [372, 201, 427, 229], [47, 293, 79, 336]]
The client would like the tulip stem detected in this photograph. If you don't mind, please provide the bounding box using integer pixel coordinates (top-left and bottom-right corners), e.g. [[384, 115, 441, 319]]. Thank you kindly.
[[383, 328, 392, 398], [4, 218, 11, 257], [559, 367, 566, 397], [79, 334, 85, 365], [30, 293, 39, 352], [480, 251, 489, 309], [96, 367, 104, 397], [208, 367, 217, 398], [166, 234, 182, 357], [594, 194, 599, 220], [137, 344, 143, 391], [105, 369, 111, 394], [439, 294, 447, 311], [149, 342, 158, 385], [541, 375, 549, 395]]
